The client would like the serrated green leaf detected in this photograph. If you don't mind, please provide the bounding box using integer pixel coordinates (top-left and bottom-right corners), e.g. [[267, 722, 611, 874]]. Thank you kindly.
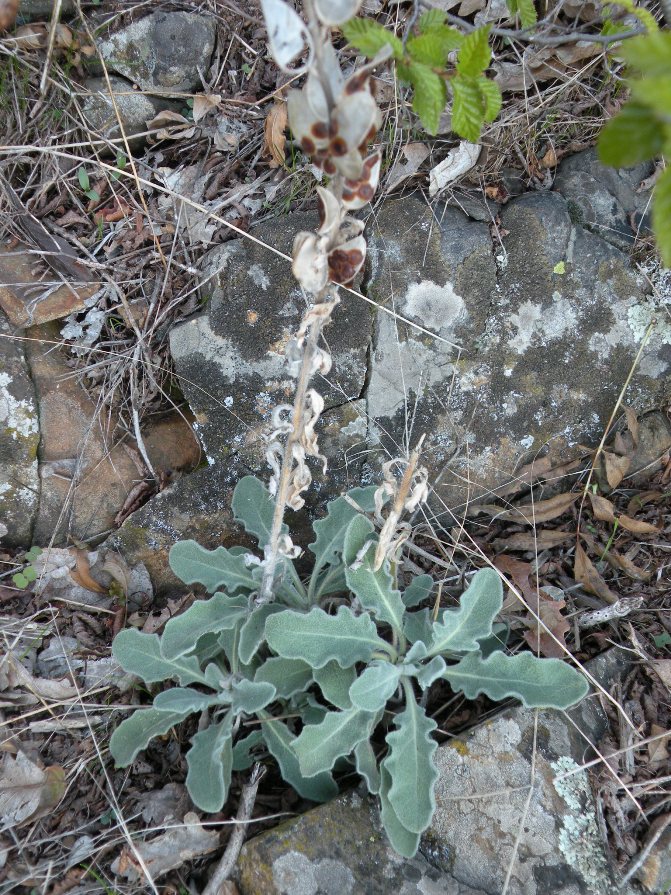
[[254, 657, 313, 698], [110, 708, 189, 767], [404, 608, 433, 645], [231, 678, 276, 715], [293, 707, 378, 777], [313, 661, 357, 710], [597, 102, 665, 167], [265, 606, 390, 669], [232, 729, 264, 771], [384, 688, 438, 834], [652, 167, 671, 267], [478, 76, 502, 122], [112, 628, 207, 686], [309, 496, 360, 577], [418, 8, 447, 30], [341, 17, 403, 59], [153, 687, 220, 714], [428, 568, 503, 655], [232, 475, 285, 549], [354, 740, 381, 794], [379, 764, 421, 857], [161, 593, 249, 660], [406, 62, 447, 135], [443, 650, 589, 708], [407, 29, 462, 68], [186, 716, 233, 812], [620, 31, 671, 78], [451, 74, 486, 143], [349, 663, 401, 712], [457, 26, 491, 78], [260, 715, 338, 802], [344, 516, 405, 632], [414, 656, 446, 690], [169, 540, 257, 594], [238, 603, 285, 665], [506, 0, 537, 28], [403, 574, 434, 608], [629, 76, 671, 117]]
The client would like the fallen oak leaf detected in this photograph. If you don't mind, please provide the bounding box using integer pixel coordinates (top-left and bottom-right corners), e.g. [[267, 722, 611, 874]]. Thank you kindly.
[[0, 752, 65, 829], [574, 541, 618, 604]]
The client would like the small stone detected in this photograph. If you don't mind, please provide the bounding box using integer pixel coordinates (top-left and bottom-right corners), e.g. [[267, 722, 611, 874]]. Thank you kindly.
[[97, 12, 217, 93], [37, 636, 82, 679], [80, 76, 166, 149]]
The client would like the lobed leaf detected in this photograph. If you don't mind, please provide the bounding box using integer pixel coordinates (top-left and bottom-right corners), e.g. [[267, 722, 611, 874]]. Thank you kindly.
[[402, 574, 434, 608], [186, 716, 233, 813], [232, 475, 285, 549], [414, 656, 446, 690], [153, 687, 221, 715], [383, 689, 438, 834], [161, 593, 249, 660], [169, 540, 257, 594], [292, 706, 378, 777], [379, 765, 421, 858], [443, 650, 589, 709], [232, 729, 265, 771], [404, 608, 433, 646], [110, 708, 189, 767], [354, 740, 380, 794], [349, 663, 401, 712], [265, 606, 389, 669], [112, 628, 206, 686], [261, 715, 338, 801], [238, 603, 285, 665], [344, 516, 405, 632], [313, 661, 357, 710], [309, 496, 360, 575], [428, 568, 502, 655], [231, 679, 277, 715], [254, 657, 313, 698]]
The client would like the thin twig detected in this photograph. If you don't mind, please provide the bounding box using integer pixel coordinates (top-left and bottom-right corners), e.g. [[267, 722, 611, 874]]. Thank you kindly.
[[202, 764, 265, 895]]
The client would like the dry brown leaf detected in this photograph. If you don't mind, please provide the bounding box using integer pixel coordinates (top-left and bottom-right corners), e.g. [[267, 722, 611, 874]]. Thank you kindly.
[[588, 492, 617, 523], [492, 530, 573, 552], [652, 660, 671, 690], [5, 652, 77, 702], [146, 111, 197, 142], [574, 542, 618, 604], [0, 0, 18, 32], [102, 552, 131, 598], [69, 548, 107, 594], [10, 22, 47, 49], [0, 752, 65, 829], [262, 100, 288, 167], [602, 450, 631, 489], [192, 93, 221, 124], [581, 532, 651, 582], [615, 514, 660, 535], [386, 142, 430, 193], [523, 593, 570, 659], [623, 406, 639, 446], [648, 724, 669, 768], [540, 147, 557, 168], [627, 490, 665, 514], [498, 491, 578, 524]]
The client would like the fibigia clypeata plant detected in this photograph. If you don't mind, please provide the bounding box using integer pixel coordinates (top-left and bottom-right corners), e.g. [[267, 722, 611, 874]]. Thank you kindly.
[[109, 0, 589, 858]]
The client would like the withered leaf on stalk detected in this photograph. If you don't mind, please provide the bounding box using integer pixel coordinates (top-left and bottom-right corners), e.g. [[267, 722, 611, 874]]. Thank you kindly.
[[601, 450, 630, 489], [587, 491, 660, 535], [574, 542, 618, 604], [581, 532, 651, 582], [492, 530, 573, 552], [0, 752, 65, 829], [262, 100, 288, 167], [496, 491, 578, 524]]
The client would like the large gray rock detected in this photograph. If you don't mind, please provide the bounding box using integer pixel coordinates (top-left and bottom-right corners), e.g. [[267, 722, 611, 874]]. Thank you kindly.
[[0, 310, 39, 546], [235, 650, 635, 895], [79, 76, 165, 147], [97, 11, 217, 93]]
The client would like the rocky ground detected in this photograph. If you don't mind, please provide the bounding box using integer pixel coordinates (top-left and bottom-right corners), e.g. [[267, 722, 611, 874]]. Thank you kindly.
[[0, 1, 670, 893]]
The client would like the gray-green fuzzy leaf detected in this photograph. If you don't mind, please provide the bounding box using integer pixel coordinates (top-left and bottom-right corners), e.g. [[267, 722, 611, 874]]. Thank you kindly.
[[161, 593, 249, 660], [379, 765, 421, 858], [231, 679, 276, 715], [293, 707, 378, 777], [254, 657, 313, 698], [344, 516, 405, 632], [404, 609, 433, 646], [153, 687, 220, 715], [260, 716, 338, 802], [349, 663, 401, 712], [110, 708, 189, 767], [443, 650, 589, 708], [238, 603, 285, 665], [186, 716, 233, 813], [112, 628, 207, 686], [169, 540, 256, 594], [309, 496, 359, 572], [265, 606, 389, 668], [414, 656, 446, 690], [313, 662, 357, 710], [354, 740, 380, 795], [232, 729, 264, 771], [403, 574, 434, 608], [232, 475, 286, 549], [428, 568, 502, 655], [384, 690, 438, 834]]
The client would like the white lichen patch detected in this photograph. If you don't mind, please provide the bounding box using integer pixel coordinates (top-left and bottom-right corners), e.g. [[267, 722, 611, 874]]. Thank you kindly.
[[509, 301, 543, 353], [508, 293, 577, 355], [341, 416, 367, 438], [0, 373, 38, 440], [272, 851, 355, 895], [247, 263, 270, 291], [402, 280, 467, 335], [552, 756, 612, 895]]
